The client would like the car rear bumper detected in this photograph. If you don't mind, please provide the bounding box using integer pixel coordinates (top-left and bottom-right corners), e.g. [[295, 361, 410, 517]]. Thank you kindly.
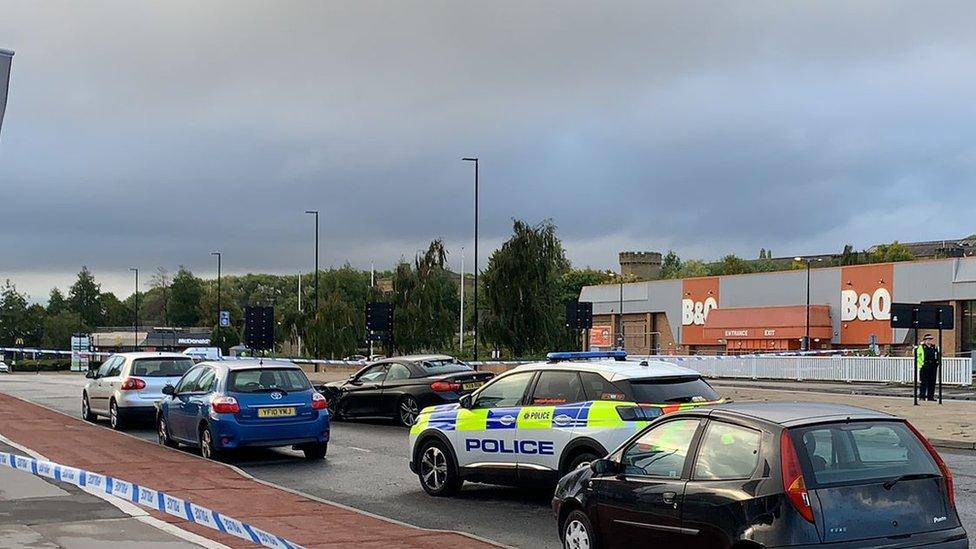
[[775, 526, 968, 548], [211, 415, 330, 449], [114, 405, 157, 418]]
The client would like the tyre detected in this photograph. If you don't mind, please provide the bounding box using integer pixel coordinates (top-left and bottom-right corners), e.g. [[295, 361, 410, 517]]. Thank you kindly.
[[157, 415, 178, 448], [562, 509, 599, 549], [417, 439, 462, 496], [302, 442, 328, 460], [81, 393, 96, 422], [109, 400, 126, 431], [199, 425, 222, 461], [397, 395, 420, 427], [564, 451, 600, 476]]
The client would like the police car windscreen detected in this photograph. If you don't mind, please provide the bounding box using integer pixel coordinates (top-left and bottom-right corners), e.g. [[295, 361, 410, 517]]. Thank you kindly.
[[418, 359, 472, 374], [132, 358, 194, 377], [628, 377, 719, 404], [229, 368, 311, 393]]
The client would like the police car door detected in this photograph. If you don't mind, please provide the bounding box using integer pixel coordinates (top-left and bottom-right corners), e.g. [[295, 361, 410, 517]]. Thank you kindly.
[[517, 370, 586, 481], [455, 371, 535, 480]]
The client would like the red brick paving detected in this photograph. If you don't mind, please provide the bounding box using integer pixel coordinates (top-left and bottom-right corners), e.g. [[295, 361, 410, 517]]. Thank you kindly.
[[0, 393, 497, 548]]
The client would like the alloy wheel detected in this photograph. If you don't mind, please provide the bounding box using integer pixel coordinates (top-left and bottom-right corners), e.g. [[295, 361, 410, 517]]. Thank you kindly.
[[157, 418, 168, 445], [109, 402, 118, 429], [420, 446, 447, 491], [564, 519, 591, 549], [200, 429, 212, 459], [82, 396, 90, 419], [400, 398, 419, 426]]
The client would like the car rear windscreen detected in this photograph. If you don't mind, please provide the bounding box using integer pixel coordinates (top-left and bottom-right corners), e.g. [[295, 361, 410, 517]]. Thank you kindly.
[[791, 421, 940, 488], [418, 359, 472, 374], [627, 377, 720, 404], [132, 358, 194, 377], [228, 368, 311, 393]]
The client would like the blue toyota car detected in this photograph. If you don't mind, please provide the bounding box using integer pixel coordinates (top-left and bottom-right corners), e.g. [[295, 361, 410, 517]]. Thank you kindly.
[[155, 360, 330, 460]]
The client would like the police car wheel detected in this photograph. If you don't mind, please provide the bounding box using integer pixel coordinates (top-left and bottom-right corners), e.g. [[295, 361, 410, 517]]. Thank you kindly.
[[563, 510, 598, 549], [418, 440, 462, 496], [398, 396, 420, 427], [565, 451, 600, 476]]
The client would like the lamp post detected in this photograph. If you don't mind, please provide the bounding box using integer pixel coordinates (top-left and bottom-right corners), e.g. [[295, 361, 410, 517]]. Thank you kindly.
[[129, 268, 139, 350], [305, 210, 319, 358], [462, 158, 479, 361], [459, 246, 465, 352], [794, 257, 823, 352]]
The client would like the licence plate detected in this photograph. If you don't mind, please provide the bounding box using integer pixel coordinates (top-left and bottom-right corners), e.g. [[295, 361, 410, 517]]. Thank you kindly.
[[462, 381, 484, 391], [257, 407, 296, 418]]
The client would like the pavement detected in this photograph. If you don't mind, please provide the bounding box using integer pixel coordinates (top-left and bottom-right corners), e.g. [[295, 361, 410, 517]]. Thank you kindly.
[[0, 440, 207, 548], [0, 390, 497, 549]]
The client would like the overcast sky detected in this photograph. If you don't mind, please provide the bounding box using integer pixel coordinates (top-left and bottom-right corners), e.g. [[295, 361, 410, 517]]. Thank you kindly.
[[2, 1, 975, 301]]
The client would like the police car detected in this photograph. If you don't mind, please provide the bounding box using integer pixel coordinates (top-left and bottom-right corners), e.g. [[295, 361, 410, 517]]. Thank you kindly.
[[408, 351, 725, 496]]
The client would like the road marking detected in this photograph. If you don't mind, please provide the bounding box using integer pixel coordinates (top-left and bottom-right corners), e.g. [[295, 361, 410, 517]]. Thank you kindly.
[[348, 446, 372, 453]]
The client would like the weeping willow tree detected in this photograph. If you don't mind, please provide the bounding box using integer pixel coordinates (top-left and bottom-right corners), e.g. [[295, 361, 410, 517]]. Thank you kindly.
[[392, 240, 459, 354], [481, 219, 570, 357]]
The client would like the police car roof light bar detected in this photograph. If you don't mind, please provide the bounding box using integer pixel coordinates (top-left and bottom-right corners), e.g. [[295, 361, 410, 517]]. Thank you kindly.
[[546, 350, 628, 362]]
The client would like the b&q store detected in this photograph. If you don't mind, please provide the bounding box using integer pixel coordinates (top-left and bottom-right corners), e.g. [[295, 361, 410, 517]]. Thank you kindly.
[[579, 257, 976, 356]]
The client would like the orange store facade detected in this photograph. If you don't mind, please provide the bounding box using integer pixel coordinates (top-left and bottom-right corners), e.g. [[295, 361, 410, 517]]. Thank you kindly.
[[579, 258, 976, 356]]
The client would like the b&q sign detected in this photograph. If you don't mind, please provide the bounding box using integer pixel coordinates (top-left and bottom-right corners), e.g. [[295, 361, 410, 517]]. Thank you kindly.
[[840, 264, 893, 345], [681, 277, 720, 345]]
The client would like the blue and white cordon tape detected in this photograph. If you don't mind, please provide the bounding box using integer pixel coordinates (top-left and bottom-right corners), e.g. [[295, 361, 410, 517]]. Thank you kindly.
[[0, 451, 304, 549]]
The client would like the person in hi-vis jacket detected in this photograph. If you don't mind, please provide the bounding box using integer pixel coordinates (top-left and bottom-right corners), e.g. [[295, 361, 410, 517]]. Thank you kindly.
[[915, 334, 940, 402]]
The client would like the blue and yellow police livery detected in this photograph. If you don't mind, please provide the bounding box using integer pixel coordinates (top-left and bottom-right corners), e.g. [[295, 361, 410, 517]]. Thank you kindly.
[[409, 351, 724, 496]]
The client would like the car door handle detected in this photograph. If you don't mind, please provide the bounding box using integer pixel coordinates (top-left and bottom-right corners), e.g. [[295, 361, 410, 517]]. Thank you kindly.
[[662, 491, 678, 506]]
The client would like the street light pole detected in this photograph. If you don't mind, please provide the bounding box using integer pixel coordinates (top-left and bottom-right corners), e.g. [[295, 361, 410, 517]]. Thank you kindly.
[[129, 268, 139, 350], [794, 257, 822, 352], [211, 251, 221, 328], [462, 158, 479, 361], [459, 246, 465, 352], [305, 210, 319, 358]]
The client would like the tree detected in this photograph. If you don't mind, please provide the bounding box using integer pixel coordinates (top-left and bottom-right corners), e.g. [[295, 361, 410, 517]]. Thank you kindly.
[[709, 254, 752, 276], [100, 292, 131, 326], [391, 240, 459, 354], [68, 267, 103, 327], [47, 288, 67, 315], [149, 267, 172, 324], [758, 248, 767, 260], [481, 219, 570, 357], [0, 280, 30, 346], [42, 311, 87, 350], [660, 250, 682, 279], [306, 291, 359, 359], [211, 325, 240, 355], [869, 241, 914, 263], [169, 266, 203, 326], [24, 304, 46, 347], [840, 244, 860, 266], [676, 260, 710, 278]]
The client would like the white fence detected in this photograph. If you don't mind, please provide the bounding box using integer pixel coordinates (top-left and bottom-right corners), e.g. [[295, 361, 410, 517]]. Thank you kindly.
[[636, 355, 974, 387]]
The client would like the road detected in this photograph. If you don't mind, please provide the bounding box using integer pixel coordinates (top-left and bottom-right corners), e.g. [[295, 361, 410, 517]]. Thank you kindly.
[[1, 373, 974, 548], [0, 374, 557, 549]]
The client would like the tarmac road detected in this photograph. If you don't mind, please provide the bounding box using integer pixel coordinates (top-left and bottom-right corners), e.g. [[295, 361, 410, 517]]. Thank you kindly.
[[1, 373, 974, 548]]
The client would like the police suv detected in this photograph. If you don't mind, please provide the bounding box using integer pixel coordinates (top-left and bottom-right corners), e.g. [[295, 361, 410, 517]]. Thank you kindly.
[[409, 351, 724, 496]]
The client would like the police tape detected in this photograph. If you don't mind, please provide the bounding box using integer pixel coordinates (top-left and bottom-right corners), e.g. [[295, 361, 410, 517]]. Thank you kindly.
[[0, 451, 304, 549]]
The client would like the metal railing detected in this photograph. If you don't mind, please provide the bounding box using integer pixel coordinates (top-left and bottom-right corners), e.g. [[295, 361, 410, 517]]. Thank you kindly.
[[635, 354, 973, 386]]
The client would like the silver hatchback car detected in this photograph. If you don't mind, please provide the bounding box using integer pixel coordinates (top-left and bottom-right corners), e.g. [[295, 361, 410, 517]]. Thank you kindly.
[[82, 352, 195, 430]]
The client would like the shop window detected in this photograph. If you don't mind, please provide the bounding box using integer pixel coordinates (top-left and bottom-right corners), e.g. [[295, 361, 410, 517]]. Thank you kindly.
[[963, 301, 976, 353]]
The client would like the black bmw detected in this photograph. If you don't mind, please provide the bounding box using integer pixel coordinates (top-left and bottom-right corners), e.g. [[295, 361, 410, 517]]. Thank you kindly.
[[319, 355, 493, 426], [553, 402, 967, 549]]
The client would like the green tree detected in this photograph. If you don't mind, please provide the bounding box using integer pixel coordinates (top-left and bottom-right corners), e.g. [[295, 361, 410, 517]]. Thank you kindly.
[[100, 292, 131, 326], [840, 244, 860, 266], [68, 267, 103, 327], [306, 291, 359, 359], [709, 254, 752, 276], [210, 325, 241, 355], [869, 241, 914, 263], [24, 304, 46, 347], [42, 311, 87, 350], [391, 240, 459, 354], [149, 267, 172, 324], [0, 280, 30, 346], [169, 266, 203, 326], [47, 288, 67, 315], [660, 250, 682, 279], [482, 219, 570, 357], [676, 260, 710, 278]]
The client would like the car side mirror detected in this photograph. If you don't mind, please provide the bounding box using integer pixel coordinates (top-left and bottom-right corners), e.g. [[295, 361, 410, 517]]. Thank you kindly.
[[85, 370, 97, 379], [162, 385, 176, 396], [458, 394, 473, 409], [589, 458, 618, 476]]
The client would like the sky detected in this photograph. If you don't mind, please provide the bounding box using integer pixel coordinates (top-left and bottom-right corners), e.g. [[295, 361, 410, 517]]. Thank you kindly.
[[1, 1, 976, 301]]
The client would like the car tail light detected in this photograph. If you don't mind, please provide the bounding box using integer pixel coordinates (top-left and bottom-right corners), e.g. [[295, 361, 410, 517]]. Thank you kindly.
[[430, 381, 462, 392], [120, 377, 146, 391], [781, 430, 815, 524], [311, 392, 328, 410], [906, 421, 955, 509], [211, 396, 240, 414]]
